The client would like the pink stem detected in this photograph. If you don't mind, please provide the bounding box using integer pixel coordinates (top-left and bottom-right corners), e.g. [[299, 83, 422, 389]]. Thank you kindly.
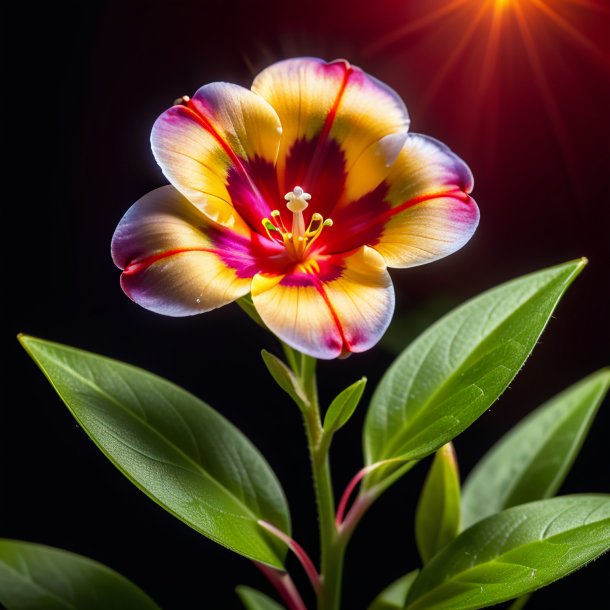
[[255, 563, 308, 610], [338, 491, 376, 538], [258, 520, 321, 595], [335, 463, 381, 526]]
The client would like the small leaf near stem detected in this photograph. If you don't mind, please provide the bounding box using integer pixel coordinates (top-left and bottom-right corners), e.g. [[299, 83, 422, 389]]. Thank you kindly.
[[237, 585, 286, 610], [415, 443, 461, 564], [367, 570, 420, 610], [237, 294, 267, 329], [262, 349, 309, 411], [323, 377, 367, 439]]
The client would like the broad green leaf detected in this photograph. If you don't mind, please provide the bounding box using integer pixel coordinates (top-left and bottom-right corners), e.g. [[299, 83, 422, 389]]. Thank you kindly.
[[415, 443, 461, 564], [236, 586, 284, 610], [462, 368, 610, 528], [0, 539, 161, 610], [363, 259, 585, 488], [261, 349, 308, 409], [368, 570, 419, 610], [20, 336, 290, 568], [324, 377, 366, 436], [405, 495, 610, 610]]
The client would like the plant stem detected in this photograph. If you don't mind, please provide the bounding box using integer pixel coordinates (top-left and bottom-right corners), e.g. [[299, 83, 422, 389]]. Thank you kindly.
[[291, 349, 345, 610], [256, 563, 308, 610]]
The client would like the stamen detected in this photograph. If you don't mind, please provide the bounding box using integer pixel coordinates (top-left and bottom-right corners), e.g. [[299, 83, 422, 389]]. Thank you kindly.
[[262, 217, 281, 242], [261, 187, 333, 260]]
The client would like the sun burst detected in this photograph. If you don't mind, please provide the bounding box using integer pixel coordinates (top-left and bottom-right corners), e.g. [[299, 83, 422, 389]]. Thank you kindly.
[[364, 0, 609, 188]]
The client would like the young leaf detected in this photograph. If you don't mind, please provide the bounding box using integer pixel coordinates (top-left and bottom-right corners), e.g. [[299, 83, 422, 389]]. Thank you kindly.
[[236, 586, 284, 610], [462, 368, 610, 528], [0, 539, 161, 610], [20, 335, 291, 569], [368, 570, 419, 610], [363, 259, 585, 489], [237, 294, 267, 329], [324, 377, 366, 436], [405, 495, 610, 610], [415, 443, 461, 564], [261, 349, 308, 409]]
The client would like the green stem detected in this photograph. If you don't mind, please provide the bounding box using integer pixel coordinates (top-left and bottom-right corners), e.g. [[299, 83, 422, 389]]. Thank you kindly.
[[289, 348, 345, 610]]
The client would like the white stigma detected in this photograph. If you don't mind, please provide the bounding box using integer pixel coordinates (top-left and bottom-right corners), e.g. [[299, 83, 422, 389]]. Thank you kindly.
[[284, 186, 311, 213]]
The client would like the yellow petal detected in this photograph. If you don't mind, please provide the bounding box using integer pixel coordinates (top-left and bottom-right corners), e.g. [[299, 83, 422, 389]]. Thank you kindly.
[[152, 83, 282, 232], [251, 247, 394, 359]]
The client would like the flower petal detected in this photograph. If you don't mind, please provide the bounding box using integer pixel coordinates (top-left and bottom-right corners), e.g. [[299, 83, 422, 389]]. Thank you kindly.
[[251, 58, 410, 210], [112, 186, 257, 316], [374, 134, 479, 268], [151, 83, 282, 232], [251, 247, 394, 359]]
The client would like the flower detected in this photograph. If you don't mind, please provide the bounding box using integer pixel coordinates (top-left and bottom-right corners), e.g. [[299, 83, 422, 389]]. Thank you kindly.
[[111, 58, 479, 359]]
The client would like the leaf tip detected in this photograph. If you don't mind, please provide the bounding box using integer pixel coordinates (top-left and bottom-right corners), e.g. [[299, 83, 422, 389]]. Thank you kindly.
[[17, 332, 31, 346], [569, 256, 588, 277]]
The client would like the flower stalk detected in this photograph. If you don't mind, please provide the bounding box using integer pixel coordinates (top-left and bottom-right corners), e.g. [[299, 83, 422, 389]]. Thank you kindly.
[[284, 345, 346, 610]]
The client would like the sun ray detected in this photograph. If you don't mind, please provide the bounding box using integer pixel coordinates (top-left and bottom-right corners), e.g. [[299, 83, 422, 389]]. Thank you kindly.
[[530, 0, 610, 67], [512, 1, 581, 200], [460, 0, 507, 149], [561, 0, 610, 13], [363, 0, 471, 56], [422, 3, 489, 105], [475, 1, 506, 100]]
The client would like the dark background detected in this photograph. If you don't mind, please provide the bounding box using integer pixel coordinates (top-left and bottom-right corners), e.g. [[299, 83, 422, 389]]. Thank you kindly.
[[3, 1, 609, 608]]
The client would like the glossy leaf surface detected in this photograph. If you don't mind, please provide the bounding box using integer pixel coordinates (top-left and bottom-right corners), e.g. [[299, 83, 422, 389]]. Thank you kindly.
[[405, 495, 610, 610], [0, 539, 161, 610], [415, 443, 461, 563], [364, 259, 585, 487], [324, 377, 366, 436], [237, 586, 284, 610], [368, 570, 419, 610], [462, 369, 610, 527], [20, 336, 290, 568]]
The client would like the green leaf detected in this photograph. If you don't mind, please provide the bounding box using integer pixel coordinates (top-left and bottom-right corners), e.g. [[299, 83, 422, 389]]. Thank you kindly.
[[404, 495, 610, 610], [20, 335, 291, 568], [237, 294, 267, 329], [363, 259, 585, 488], [415, 443, 461, 564], [0, 539, 161, 610], [324, 377, 366, 436], [261, 349, 308, 409], [368, 570, 419, 610], [462, 368, 610, 528], [236, 586, 284, 610]]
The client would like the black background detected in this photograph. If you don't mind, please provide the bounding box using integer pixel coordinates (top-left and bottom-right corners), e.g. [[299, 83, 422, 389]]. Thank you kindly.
[[3, 1, 609, 608]]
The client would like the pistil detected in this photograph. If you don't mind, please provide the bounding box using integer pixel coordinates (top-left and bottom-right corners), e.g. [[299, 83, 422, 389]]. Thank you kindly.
[[262, 186, 333, 261]]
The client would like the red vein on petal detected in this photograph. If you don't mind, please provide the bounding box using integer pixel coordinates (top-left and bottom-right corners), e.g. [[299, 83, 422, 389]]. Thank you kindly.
[[179, 103, 267, 208], [384, 189, 471, 220], [304, 62, 353, 188], [312, 277, 351, 355], [318, 62, 352, 149], [180, 103, 244, 170], [122, 248, 216, 275]]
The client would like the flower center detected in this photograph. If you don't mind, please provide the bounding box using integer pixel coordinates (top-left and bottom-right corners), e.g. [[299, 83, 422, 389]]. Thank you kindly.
[[262, 186, 333, 261]]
